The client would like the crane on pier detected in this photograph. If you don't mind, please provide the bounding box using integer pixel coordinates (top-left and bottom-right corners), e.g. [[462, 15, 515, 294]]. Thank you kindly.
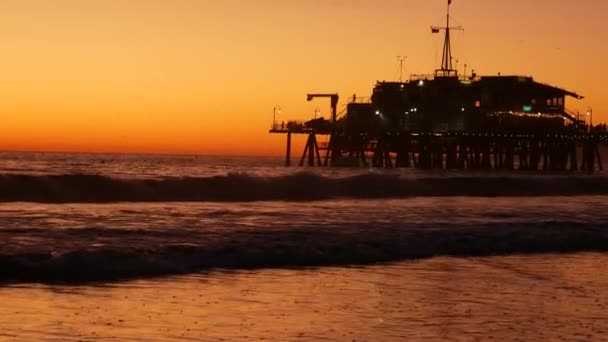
[[306, 93, 341, 166], [307, 93, 339, 124]]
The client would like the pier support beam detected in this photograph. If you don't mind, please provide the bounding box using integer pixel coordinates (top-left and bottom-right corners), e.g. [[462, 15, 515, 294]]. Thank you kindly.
[[324, 133, 344, 167], [446, 142, 458, 169], [569, 143, 578, 172], [596, 144, 604, 171], [300, 133, 322, 167], [273, 129, 606, 173], [457, 142, 467, 169], [518, 141, 528, 170], [285, 132, 292, 167], [505, 140, 515, 170], [530, 141, 540, 171], [395, 134, 411, 168], [481, 140, 491, 169], [582, 141, 598, 174]]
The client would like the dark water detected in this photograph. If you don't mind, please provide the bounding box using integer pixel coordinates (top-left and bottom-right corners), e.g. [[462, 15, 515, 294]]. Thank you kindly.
[[1, 152, 607, 340]]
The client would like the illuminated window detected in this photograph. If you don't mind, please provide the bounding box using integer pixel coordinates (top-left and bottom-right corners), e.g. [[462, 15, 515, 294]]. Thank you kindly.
[[475, 100, 481, 108], [557, 98, 563, 106], [531, 99, 537, 104], [546, 99, 552, 106], [553, 98, 558, 106]]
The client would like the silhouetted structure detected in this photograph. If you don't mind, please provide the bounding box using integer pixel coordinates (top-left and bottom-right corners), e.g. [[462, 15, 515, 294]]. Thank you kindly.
[[270, 1, 606, 172]]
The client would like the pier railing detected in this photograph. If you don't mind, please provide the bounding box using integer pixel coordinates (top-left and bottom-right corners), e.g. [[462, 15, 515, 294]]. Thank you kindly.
[[270, 120, 312, 133], [348, 96, 371, 104], [409, 73, 482, 82]]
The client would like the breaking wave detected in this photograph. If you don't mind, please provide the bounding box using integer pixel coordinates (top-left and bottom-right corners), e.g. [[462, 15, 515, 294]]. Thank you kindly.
[[1, 172, 608, 203], [1, 222, 607, 284]]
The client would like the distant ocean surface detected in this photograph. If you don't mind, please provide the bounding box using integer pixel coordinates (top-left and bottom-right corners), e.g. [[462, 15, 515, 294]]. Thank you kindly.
[[1, 151, 607, 341]]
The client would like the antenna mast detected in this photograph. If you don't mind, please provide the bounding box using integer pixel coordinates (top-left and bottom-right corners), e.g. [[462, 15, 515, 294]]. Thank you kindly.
[[431, 0, 463, 77], [397, 56, 407, 82]]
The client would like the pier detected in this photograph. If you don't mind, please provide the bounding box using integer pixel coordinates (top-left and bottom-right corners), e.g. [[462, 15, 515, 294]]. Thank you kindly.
[[270, 122, 607, 173], [269, 0, 607, 172]]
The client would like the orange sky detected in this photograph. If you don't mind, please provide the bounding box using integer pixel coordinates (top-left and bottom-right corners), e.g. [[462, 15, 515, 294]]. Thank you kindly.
[[0, 0, 606, 156]]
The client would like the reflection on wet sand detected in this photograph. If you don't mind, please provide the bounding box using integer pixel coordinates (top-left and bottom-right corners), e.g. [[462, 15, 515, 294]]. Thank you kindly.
[[1, 254, 607, 341]]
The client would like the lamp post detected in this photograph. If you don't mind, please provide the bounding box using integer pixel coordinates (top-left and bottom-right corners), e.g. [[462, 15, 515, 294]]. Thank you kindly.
[[273, 105, 282, 129], [587, 107, 593, 131]]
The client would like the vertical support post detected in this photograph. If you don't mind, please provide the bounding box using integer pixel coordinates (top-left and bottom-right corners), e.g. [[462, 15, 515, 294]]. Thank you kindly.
[[519, 141, 528, 170], [331, 133, 342, 165], [596, 143, 603, 171], [324, 134, 333, 167], [372, 139, 382, 168], [569, 143, 578, 172], [385, 151, 393, 168], [433, 142, 443, 169], [285, 132, 292, 167], [396, 133, 411, 168], [314, 136, 322, 166], [446, 142, 457, 169], [308, 134, 315, 166], [497, 140, 504, 169], [300, 133, 317, 167], [530, 140, 540, 171], [542, 143, 549, 171], [581, 142, 588, 172], [559, 143, 568, 171], [458, 142, 467, 169], [493, 141, 499, 169], [581, 141, 595, 174], [420, 135, 432, 169], [586, 142, 595, 174], [505, 140, 515, 170], [482, 141, 491, 169]]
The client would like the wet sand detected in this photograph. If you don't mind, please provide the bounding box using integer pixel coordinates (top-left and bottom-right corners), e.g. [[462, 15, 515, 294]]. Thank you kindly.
[[1, 254, 607, 341]]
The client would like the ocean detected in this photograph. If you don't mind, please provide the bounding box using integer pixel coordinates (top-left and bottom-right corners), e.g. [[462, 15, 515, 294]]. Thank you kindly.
[[0, 151, 607, 341]]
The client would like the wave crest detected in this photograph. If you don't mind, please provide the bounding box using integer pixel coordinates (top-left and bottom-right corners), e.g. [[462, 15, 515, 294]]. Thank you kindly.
[[1, 172, 608, 203], [2, 222, 608, 283]]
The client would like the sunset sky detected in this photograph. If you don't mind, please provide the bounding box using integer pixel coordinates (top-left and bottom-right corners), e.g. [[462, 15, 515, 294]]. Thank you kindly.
[[0, 0, 606, 156]]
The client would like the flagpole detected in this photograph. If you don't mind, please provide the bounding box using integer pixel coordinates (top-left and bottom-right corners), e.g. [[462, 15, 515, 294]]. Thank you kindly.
[[447, 0, 450, 28], [444, 0, 451, 71]]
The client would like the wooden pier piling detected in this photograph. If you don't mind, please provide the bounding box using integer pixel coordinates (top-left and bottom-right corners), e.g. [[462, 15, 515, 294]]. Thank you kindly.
[[272, 127, 607, 173]]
